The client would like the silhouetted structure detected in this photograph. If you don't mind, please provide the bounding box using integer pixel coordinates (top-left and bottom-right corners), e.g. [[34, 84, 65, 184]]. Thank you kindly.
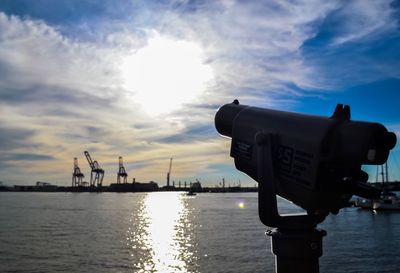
[[109, 181, 159, 192], [191, 179, 202, 191], [72, 157, 84, 187], [84, 151, 104, 187], [166, 157, 173, 187], [117, 156, 128, 184]]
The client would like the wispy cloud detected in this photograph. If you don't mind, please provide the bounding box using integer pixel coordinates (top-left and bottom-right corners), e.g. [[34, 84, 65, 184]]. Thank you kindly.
[[327, 0, 397, 46], [0, 126, 35, 150], [301, 0, 400, 89]]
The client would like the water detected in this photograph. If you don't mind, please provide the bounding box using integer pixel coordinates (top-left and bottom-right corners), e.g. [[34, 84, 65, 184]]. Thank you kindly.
[[0, 192, 399, 273]]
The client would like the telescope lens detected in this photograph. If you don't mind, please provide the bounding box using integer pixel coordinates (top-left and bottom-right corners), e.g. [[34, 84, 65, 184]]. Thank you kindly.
[[378, 131, 397, 149]]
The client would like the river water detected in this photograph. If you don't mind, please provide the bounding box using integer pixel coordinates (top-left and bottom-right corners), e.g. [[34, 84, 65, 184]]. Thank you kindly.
[[0, 192, 399, 273]]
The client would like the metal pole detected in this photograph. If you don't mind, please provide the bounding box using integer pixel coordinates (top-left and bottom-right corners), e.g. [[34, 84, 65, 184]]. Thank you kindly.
[[385, 162, 389, 183], [267, 228, 326, 273]]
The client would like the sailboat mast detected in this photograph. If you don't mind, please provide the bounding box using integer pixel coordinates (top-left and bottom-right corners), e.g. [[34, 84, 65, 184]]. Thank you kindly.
[[385, 162, 389, 182]]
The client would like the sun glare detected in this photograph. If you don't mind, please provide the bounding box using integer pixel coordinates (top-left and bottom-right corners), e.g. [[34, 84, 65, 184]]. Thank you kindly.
[[121, 35, 213, 115], [128, 192, 191, 272]]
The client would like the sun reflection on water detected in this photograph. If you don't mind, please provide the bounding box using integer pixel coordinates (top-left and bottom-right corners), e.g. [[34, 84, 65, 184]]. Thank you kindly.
[[127, 192, 197, 273]]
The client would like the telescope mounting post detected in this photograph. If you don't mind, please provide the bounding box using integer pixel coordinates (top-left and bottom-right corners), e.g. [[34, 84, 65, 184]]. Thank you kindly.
[[255, 131, 326, 273]]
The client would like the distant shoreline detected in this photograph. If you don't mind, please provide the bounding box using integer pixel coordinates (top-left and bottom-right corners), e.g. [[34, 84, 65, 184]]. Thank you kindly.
[[1, 181, 400, 193], [0, 183, 258, 193]]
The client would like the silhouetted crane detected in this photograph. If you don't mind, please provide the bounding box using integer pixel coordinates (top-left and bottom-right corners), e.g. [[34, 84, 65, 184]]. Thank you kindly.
[[84, 151, 104, 187], [72, 157, 84, 187], [117, 156, 128, 184], [166, 157, 173, 187]]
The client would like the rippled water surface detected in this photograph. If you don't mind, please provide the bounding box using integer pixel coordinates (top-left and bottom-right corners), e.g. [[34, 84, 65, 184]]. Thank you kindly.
[[0, 192, 399, 272]]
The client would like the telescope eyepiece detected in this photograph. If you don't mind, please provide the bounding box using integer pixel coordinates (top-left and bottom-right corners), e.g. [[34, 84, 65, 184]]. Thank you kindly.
[[377, 131, 397, 150], [215, 99, 247, 137]]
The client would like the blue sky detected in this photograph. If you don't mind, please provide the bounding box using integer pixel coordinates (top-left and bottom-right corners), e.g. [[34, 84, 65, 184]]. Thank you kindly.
[[0, 0, 399, 186]]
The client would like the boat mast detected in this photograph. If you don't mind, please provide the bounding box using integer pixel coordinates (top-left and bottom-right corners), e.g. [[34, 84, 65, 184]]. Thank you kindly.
[[385, 162, 389, 183]]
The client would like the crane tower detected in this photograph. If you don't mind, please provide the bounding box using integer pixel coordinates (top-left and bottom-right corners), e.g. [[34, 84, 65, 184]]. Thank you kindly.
[[117, 156, 128, 184], [84, 151, 105, 187], [72, 157, 84, 187], [166, 157, 173, 187]]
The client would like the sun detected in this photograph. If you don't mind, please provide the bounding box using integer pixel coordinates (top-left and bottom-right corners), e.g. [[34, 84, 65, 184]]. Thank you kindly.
[[121, 34, 214, 115]]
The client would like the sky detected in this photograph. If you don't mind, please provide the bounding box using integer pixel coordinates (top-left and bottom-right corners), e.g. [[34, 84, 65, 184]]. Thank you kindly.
[[0, 0, 399, 186]]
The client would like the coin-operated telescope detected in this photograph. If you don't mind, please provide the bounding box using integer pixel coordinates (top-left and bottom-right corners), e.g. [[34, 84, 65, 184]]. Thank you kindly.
[[215, 100, 396, 273]]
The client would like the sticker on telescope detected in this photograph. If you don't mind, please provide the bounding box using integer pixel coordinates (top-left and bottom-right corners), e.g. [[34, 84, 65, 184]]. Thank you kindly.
[[277, 145, 294, 172], [232, 140, 253, 159]]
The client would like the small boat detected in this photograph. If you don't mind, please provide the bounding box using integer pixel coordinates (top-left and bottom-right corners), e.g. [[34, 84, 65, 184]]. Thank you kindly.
[[355, 162, 400, 211], [372, 191, 400, 210], [355, 198, 373, 209]]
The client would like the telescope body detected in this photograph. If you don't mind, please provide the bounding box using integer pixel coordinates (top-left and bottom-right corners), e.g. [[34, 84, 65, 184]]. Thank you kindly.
[[215, 101, 396, 213]]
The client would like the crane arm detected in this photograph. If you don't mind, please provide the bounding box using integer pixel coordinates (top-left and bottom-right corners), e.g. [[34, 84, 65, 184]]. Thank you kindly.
[[84, 151, 95, 170], [168, 157, 173, 174]]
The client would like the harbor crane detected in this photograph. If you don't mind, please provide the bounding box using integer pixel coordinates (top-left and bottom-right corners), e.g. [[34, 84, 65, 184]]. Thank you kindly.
[[72, 157, 84, 187], [166, 157, 173, 187], [84, 151, 104, 187], [117, 156, 128, 184]]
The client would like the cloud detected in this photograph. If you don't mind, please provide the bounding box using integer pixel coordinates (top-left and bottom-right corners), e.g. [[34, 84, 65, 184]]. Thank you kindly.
[[155, 124, 216, 144], [0, 1, 399, 185], [301, 1, 400, 89], [159, 1, 340, 95], [146, 0, 399, 99], [0, 14, 123, 98], [0, 126, 35, 150], [328, 0, 397, 46], [0, 153, 54, 161], [0, 12, 138, 183]]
